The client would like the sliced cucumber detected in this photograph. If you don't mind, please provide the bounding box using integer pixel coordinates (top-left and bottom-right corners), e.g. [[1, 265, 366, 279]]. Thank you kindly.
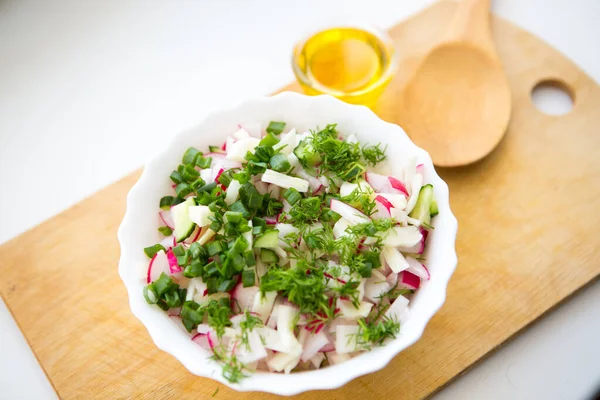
[[409, 184, 436, 225], [253, 229, 280, 249], [260, 248, 279, 263], [293, 140, 322, 167], [172, 197, 196, 242], [430, 200, 439, 218]]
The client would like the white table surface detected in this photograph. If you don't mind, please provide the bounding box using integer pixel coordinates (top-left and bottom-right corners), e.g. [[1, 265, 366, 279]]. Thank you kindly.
[[1, 0, 599, 399]]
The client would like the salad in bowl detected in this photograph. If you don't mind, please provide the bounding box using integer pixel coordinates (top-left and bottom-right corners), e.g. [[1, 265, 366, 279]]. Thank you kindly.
[[118, 92, 457, 395]]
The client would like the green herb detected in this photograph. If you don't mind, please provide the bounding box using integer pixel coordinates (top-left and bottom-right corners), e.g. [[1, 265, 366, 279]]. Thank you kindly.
[[353, 317, 400, 350], [143, 244, 166, 258], [212, 387, 219, 397]]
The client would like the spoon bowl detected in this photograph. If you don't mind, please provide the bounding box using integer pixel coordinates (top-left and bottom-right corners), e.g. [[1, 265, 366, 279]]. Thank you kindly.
[[399, 0, 511, 167]]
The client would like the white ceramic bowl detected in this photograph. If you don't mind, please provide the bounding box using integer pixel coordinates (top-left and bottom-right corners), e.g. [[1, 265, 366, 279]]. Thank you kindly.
[[118, 92, 458, 396]]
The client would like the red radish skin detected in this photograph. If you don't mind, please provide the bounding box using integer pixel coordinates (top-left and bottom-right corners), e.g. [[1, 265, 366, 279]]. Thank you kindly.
[[264, 216, 278, 225], [416, 163, 425, 175], [365, 172, 391, 193], [159, 211, 174, 229], [388, 177, 410, 197], [166, 249, 182, 273], [400, 271, 421, 289]]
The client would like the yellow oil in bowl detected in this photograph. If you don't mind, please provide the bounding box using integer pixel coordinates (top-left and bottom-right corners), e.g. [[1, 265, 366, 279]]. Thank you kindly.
[[292, 26, 397, 108]]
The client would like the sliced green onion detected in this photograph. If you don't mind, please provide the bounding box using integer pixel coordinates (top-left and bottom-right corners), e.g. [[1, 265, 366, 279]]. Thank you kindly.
[[204, 260, 219, 277], [196, 155, 212, 169], [172, 245, 186, 257], [143, 285, 158, 304], [209, 145, 223, 153], [153, 272, 174, 296], [225, 211, 243, 223], [181, 164, 200, 182], [182, 147, 201, 165], [206, 277, 218, 295], [283, 188, 302, 205], [164, 290, 183, 308], [242, 268, 256, 287], [244, 251, 256, 267], [269, 153, 291, 172], [175, 183, 192, 198], [188, 242, 203, 259], [233, 235, 249, 253], [158, 226, 173, 236], [229, 200, 250, 218], [218, 279, 237, 292], [205, 240, 223, 256], [159, 196, 174, 209], [266, 121, 286, 135], [259, 132, 280, 147], [170, 171, 183, 185], [144, 244, 166, 258], [184, 260, 203, 278], [218, 170, 233, 187]]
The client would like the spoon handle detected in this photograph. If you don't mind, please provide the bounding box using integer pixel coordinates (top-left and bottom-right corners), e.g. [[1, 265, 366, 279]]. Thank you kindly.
[[445, 0, 496, 57]]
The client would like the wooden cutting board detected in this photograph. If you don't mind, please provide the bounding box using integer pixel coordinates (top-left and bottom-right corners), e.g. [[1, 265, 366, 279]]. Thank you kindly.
[[2, 2, 600, 399]]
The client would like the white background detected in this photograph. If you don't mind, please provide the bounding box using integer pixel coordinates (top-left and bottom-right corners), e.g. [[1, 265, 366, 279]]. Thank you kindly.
[[0, 0, 599, 398]]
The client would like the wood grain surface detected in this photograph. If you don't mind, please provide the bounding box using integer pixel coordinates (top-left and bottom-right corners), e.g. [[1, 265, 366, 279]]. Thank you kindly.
[[2, 2, 600, 399]]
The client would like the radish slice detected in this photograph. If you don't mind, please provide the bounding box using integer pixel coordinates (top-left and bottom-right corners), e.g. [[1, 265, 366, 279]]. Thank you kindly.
[[326, 351, 351, 365], [235, 330, 268, 364], [382, 226, 422, 247], [147, 250, 170, 283], [365, 172, 392, 193], [165, 248, 181, 274], [406, 257, 430, 280], [232, 128, 250, 140], [332, 218, 350, 239], [301, 331, 330, 362], [159, 210, 174, 229], [252, 291, 277, 323], [254, 180, 268, 195], [364, 270, 392, 303], [267, 184, 281, 199], [330, 199, 370, 225], [274, 128, 297, 155], [192, 333, 211, 351], [386, 272, 398, 288], [385, 295, 409, 321], [264, 216, 278, 225], [296, 168, 322, 191], [335, 325, 360, 354], [188, 205, 212, 227], [225, 179, 241, 205], [399, 271, 421, 289], [309, 352, 325, 369], [240, 122, 262, 138], [231, 284, 259, 313], [226, 137, 259, 162], [209, 153, 243, 170], [262, 169, 309, 192], [378, 193, 407, 210], [382, 246, 409, 273], [336, 299, 373, 319], [388, 176, 410, 197], [200, 168, 214, 184], [405, 173, 424, 214]]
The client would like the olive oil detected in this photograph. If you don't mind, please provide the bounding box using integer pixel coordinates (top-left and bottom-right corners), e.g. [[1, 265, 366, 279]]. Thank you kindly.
[[292, 27, 397, 108]]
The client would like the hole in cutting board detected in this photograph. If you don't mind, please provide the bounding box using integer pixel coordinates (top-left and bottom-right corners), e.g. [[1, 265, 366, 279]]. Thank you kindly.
[[531, 79, 574, 116]]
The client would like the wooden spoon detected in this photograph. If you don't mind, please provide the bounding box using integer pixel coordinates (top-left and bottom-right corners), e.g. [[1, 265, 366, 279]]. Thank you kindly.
[[400, 0, 511, 167]]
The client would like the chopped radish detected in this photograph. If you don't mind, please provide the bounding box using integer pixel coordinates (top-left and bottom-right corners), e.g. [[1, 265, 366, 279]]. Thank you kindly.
[[235, 330, 268, 364], [192, 333, 212, 351], [382, 226, 422, 247], [232, 128, 250, 140], [267, 184, 281, 199], [209, 153, 242, 170], [330, 199, 370, 225], [336, 299, 373, 319], [365, 172, 392, 193], [309, 352, 325, 369], [275, 223, 299, 239], [388, 176, 410, 197], [186, 278, 207, 302], [159, 210, 174, 229], [378, 193, 407, 209], [231, 284, 259, 313], [386, 272, 399, 287], [277, 305, 300, 349], [301, 331, 330, 362], [364, 270, 392, 303], [262, 169, 309, 192], [382, 246, 409, 273], [385, 295, 409, 321], [200, 168, 214, 184], [225, 179, 241, 205], [165, 248, 181, 274], [335, 325, 360, 354], [399, 271, 421, 289], [333, 218, 351, 239], [240, 122, 262, 138], [147, 250, 170, 283], [264, 216, 278, 225], [296, 168, 322, 191], [254, 180, 268, 195], [405, 172, 424, 214], [326, 351, 351, 365], [188, 205, 212, 227], [274, 128, 297, 155], [406, 257, 430, 280], [252, 291, 277, 323]]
